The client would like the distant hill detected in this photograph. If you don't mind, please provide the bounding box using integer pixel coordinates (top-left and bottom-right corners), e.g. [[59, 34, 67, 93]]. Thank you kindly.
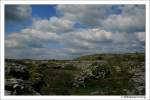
[[75, 53, 145, 61]]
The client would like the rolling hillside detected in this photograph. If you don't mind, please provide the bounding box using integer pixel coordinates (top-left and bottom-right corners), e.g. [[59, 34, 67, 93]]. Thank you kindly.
[[5, 53, 145, 95]]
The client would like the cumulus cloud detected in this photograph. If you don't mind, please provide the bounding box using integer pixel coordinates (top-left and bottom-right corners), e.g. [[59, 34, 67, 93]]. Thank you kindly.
[[5, 5, 32, 21], [102, 5, 145, 32], [57, 5, 145, 32], [5, 28, 62, 48], [134, 32, 145, 42], [6, 25, 144, 59], [5, 5, 145, 59], [56, 5, 112, 26], [63, 28, 113, 49], [32, 17, 74, 33]]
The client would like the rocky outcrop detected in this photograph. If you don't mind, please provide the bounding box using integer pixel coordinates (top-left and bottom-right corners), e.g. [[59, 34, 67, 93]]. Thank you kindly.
[[73, 63, 110, 88], [5, 53, 145, 95], [5, 63, 40, 95], [5, 63, 30, 80]]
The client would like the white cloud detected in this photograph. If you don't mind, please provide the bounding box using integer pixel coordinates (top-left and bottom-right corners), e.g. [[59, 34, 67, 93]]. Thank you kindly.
[[62, 28, 113, 50], [32, 17, 74, 33], [5, 5, 145, 59], [21, 28, 61, 41], [5, 28, 62, 48], [72, 28, 112, 42], [102, 5, 145, 32], [57, 5, 145, 32], [134, 32, 145, 42]]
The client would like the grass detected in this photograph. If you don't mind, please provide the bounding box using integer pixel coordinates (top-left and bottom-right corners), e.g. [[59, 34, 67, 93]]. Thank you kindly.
[[5, 53, 145, 95]]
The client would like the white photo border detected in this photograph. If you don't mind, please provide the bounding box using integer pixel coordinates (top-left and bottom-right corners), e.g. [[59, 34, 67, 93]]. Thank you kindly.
[[0, 0, 150, 100]]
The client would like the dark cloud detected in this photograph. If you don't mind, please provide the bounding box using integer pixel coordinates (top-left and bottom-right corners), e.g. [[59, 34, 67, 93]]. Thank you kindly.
[[5, 5, 31, 21], [56, 5, 112, 26]]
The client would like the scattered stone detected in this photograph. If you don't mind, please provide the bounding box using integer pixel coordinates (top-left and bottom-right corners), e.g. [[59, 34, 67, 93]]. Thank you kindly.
[[90, 91, 100, 95], [5, 78, 24, 95]]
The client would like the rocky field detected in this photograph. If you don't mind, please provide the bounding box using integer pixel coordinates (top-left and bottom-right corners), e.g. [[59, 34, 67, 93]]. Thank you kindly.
[[5, 53, 145, 95]]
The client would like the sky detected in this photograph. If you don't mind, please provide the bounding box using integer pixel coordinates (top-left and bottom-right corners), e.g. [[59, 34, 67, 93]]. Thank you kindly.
[[5, 5, 145, 60]]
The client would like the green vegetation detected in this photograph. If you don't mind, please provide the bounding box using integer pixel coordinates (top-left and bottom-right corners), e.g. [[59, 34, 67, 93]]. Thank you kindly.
[[5, 53, 145, 95], [75, 53, 145, 62]]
